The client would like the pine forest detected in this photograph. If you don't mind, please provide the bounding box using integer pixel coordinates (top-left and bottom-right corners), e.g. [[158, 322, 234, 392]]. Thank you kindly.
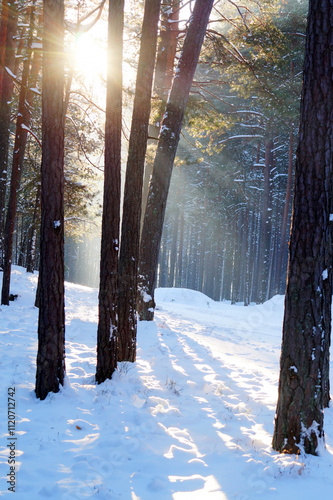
[[1, 0, 333, 482]]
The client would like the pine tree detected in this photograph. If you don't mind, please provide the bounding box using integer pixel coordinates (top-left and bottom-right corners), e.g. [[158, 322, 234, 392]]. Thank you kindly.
[[272, 0, 333, 455], [138, 0, 215, 320], [0, 0, 18, 263], [117, 0, 161, 362], [96, 0, 124, 384], [35, 0, 65, 400], [1, 1, 37, 305], [155, 0, 307, 304]]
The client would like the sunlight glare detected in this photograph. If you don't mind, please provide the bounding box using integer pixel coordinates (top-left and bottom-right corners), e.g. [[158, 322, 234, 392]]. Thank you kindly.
[[74, 32, 106, 79]]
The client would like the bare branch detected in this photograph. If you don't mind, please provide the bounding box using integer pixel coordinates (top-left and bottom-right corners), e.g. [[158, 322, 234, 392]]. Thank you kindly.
[[65, 114, 103, 172], [218, 134, 264, 144], [21, 124, 42, 149], [192, 82, 235, 108], [226, 0, 251, 32], [64, 216, 97, 227]]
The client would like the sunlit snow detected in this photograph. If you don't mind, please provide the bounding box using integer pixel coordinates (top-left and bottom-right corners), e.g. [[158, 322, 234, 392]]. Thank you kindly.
[[1, 267, 333, 499]]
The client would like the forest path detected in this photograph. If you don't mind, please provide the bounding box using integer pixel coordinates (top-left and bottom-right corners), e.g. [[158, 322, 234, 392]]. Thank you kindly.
[[1, 270, 333, 500]]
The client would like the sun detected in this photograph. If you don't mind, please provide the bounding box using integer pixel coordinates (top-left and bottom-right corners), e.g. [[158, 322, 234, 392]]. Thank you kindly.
[[73, 31, 107, 80]]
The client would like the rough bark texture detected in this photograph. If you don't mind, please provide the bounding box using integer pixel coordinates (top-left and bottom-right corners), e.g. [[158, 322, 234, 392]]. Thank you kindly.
[[272, 0, 333, 455], [0, 0, 18, 264], [141, 0, 179, 231], [96, 0, 123, 384], [117, 0, 161, 362], [35, 0, 65, 401], [153, 0, 180, 111], [138, 0, 214, 320]]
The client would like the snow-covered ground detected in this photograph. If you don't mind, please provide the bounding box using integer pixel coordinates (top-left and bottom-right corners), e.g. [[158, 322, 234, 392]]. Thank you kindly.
[[1, 266, 333, 499]]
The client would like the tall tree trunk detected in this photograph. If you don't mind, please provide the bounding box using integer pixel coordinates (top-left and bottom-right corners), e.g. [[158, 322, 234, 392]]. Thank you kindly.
[[176, 195, 184, 287], [26, 183, 41, 274], [138, 0, 214, 320], [158, 224, 169, 288], [0, 0, 18, 265], [275, 122, 294, 294], [168, 177, 182, 288], [189, 223, 199, 292], [117, 0, 161, 363], [198, 197, 207, 293], [250, 194, 261, 302], [1, 3, 37, 305], [256, 138, 273, 303], [272, 0, 333, 455], [243, 205, 251, 306], [168, 210, 179, 287], [141, 0, 179, 230], [96, 0, 123, 383], [214, 225, 223, 301], [231, 214, 242, 305], [153, 0, 180, 115], [0, 0, 9, 97], [35, 0, 65, 401]]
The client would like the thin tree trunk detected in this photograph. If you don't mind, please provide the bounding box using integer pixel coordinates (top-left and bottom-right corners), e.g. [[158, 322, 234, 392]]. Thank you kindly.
[[138, 0, 214, 320], [189, 223, 199, 291], [272, 0, 333, 455], [158, 225, 169, 288], [0, 0, 18, 264], [168, 178, 182, 288], [250, 194, 261, 302], [26, 183, 41, 274], [35, 0, 66, 400], [0, 0, 9, 98], [1, 3, 37, 305], [275, 123, 294, 294], [176, 198, 184, 287], [198, 197, 207, 293], [153, 0, 180, 113], [117, 0, 161, 362], [231, 214, 242, 304], [256, 138, 273, 303], [141, 0, 179, 230], [243, 205, 251, 306], [96, 0, 123, 383], [168, 210, 178, 287], [214, 226, 223, 301]]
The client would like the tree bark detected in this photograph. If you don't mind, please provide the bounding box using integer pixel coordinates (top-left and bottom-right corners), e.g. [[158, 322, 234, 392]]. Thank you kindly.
[[1, 3, 37, 305], [35, 0, 65, 401], [0, 0, 9, 98], [0, 0, 18, 265], [117, 0, 161, 362], [138, 0, 214, 320], [96, 0, 123, 383], [153, 0, 180, 113], [141, 0, 180, 230], [272, 0, 333, 455]]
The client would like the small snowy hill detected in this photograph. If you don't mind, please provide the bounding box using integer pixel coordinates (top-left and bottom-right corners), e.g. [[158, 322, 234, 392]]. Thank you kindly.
[[155, 287, 215, 307], [1, 267, 333, 499]]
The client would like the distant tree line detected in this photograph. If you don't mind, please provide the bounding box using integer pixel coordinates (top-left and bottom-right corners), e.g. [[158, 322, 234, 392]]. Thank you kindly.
[[156, 0, 306, 304]]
